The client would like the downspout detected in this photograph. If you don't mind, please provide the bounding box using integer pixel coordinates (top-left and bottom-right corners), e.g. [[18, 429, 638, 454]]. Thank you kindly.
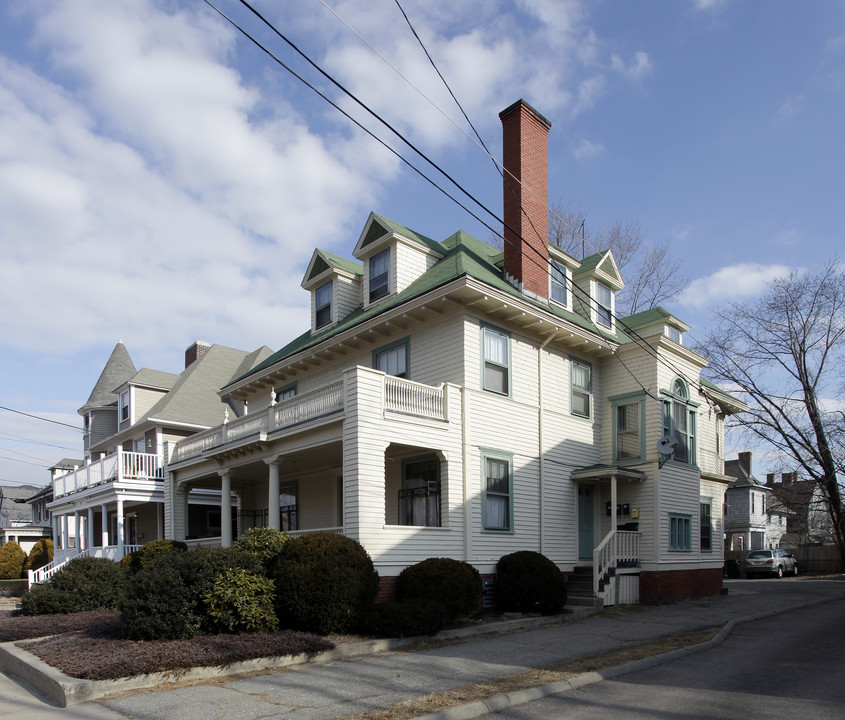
[[537, 328, 561, 555]]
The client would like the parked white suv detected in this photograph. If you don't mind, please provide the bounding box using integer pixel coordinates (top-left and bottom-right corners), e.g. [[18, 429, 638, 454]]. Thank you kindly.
[[744, 549, 799, 578]]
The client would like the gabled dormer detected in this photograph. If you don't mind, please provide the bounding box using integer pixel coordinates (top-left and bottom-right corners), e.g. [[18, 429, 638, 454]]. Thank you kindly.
[[572, 249, 624, 332], [301, 249, 363, 335], [114, 369, 178, 433], [547, 244, 581, 310], [353, 213, 444, 310], [617, 306, 690, 346]]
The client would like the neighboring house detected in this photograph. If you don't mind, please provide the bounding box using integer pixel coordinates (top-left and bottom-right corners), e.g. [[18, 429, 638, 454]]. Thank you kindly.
[[163, 100, 746, 606], [724, 452, 788, 551], [0, 484, 51, 554], [47, 340, 272, 565], [767, 472, 835, 545]]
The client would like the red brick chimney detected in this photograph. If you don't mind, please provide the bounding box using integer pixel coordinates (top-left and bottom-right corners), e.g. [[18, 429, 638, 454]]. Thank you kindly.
[[185, 340, 210, 368], [500, 100, 551, 299], [766, 473, 775, 486], [738, 451, 752, 475]]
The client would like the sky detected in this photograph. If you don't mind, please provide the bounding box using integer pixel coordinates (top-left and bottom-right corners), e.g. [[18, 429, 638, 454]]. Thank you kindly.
[[1, 0, 843, 488]]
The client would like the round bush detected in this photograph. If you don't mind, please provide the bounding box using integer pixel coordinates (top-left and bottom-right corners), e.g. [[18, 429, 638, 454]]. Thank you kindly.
[[120, 545, 263, 640], [268, 532, 379, 635], [20, 556, 128, 615], [124, 539, 188, 574], [496, 551, 566, 615], [26, 539, 54, 573], [0, 541, 27, 579], [205, 567, 278, 634], [360, 599, 448, 638], [396, 558, 482, 622], [235, 527, 291, 569]]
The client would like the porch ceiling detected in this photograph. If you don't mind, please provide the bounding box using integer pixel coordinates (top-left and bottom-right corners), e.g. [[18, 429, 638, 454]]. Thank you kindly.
[[570, 464, 647, 483]]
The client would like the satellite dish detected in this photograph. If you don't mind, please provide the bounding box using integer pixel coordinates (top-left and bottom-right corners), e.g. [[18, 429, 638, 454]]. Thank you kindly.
[[657, 437, 677, 468]]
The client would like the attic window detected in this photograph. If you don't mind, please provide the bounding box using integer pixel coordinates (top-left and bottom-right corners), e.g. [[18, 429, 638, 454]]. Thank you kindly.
[[119, 391, 129, 422], [369, 248, 390, 302], [668, 327, 682, 344], [550, 260, 568, 305], [596, 282, 612, 328], [315, 281, 332, 328]]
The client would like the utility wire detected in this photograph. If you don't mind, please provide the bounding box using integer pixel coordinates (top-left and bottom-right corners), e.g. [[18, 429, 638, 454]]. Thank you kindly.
[[0, 430, 79, 451], [0, 405, 82, 432]]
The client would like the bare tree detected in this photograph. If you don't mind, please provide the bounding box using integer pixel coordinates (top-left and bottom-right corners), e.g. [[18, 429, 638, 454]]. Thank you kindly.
[[697, 260, 845, 565], [548, 200, 688, 316]]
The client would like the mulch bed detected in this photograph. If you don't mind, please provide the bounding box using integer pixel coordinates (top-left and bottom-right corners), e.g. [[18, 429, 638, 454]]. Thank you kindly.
[[2, 609, 335, 681]]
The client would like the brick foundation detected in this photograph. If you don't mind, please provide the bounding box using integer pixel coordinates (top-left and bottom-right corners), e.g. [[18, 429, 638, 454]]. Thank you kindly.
[[376, 576, 398, 604], [639, 568, 723, 605]]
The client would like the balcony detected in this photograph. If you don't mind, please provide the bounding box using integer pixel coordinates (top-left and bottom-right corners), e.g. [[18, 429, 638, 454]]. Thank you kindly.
[[52, 450, 163, 499], [172, 373, 447, 464]]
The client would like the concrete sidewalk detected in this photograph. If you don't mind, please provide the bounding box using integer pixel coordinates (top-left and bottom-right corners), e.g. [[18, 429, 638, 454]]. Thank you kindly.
[[2, 577, 844, 720]]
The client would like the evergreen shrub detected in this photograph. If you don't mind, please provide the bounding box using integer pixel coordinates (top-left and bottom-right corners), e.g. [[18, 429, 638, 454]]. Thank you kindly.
[[120, 546, 263, 640], [26, 538, 53, 573], [0, 541, 27, 579], [205, 567, 278, 634], [20, 556, 128, 615], [396, 558, 482, 622], [360, 598, 448, 638], [124, 539, 188, 573], [495, 551, 567, 614], [268, 532, 379, 635], [235, 527, 291, 569]]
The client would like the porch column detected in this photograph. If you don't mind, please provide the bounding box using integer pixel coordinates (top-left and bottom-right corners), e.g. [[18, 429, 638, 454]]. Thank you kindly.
[[171, 481, 188, 540], [220, 470, 233, 547], [267, 460, 281, 531], [74, 511, 81, 550], [61, 514, 69, 551], [116, 496, 125, 556], [51, 515, 59, 549], [611, 476, 618, 535], [87, 507, 95, 550], [100, 503, 109, 547]]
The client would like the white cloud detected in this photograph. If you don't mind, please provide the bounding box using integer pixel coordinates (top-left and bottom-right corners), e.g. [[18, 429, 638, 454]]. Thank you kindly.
[[692, 0, 728, 11], [610, 51, 653, 81], [678, 263, 795, 308], [777, 94, 807, 121], [573, 138, 604, 160]]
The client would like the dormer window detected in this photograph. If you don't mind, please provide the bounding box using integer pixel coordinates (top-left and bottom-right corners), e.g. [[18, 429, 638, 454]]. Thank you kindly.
[[550, 260, 568, 305], [119, 391, 129, 422], [596, 282, 613, 328], [668, 327, 682, 344], [315, 281, 332, 328], [369, 248, 390, 302]]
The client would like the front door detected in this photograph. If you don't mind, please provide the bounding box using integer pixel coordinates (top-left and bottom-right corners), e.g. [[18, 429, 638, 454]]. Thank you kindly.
[[578, 485, 594, 560]]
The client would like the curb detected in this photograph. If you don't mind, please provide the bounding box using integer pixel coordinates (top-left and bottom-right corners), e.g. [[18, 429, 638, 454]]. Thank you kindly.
[[0, 608, 593, 707], [409, 595, 838, 720]]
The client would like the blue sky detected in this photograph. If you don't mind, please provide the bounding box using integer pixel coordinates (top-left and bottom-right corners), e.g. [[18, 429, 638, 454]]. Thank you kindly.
[[1, 0, 843, 487]]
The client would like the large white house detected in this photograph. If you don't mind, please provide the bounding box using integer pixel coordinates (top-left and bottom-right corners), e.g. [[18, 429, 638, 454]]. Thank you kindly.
[[163, 100, 745, 605]]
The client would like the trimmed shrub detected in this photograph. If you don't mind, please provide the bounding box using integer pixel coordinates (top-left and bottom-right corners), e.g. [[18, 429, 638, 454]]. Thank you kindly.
[[124, 539, 188, 574], [120, 546, 264, 640], [496, 551, 567, 615], [26, 539, 53, 573], [268, 532, 380, 635], [205, 568, 278, 634], [0, 541, 27, 579], [396, 558, 482, 622], [360, 599, 448, 638], [20, 556, 127, 615], [235, 527, 291, 569]]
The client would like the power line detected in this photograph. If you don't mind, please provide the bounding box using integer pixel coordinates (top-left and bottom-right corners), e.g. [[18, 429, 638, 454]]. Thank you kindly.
[[0, 430, 79, 452], [0, 455, 51, 469], [0, 405, 82, 432]]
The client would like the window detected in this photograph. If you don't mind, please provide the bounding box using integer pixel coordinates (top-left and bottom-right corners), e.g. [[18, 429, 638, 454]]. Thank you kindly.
[[761, 494, 766, 515], [374, 339, 408, 378], [550, 260, 568, 305], [751, 493, 756, 514], [668, 327, 682, 344], [700, 500, 712, 552], [119, 391, 129, 422], [571, 359, 592, 419], [279, 482, 298, 532], [483, 454, 512, 532], [315, 281, 332, 328], [398, 456, 440, 527], [663, 379, 696, 464], [615, 402, 641, 460], [482, 326, 509, 395], [275, 383, 297, 402], [596, 282, 612, 328], [369, 248, 390, 302], [669, 513, 692, 551]]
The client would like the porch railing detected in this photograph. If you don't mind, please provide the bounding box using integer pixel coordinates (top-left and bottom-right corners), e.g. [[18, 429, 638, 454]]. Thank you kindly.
[[53, 450, 162, 499], [384, 376, 445, 420], [593, 529, 641, 604], [28, 544, 143, 587], [274, 381, 344, 429]]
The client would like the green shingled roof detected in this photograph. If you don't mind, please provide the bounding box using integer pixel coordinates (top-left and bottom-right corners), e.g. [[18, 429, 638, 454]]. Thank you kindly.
[[232, 226, 611, 387], [318, 250, 362, 276], [365, 214, 443, 255]]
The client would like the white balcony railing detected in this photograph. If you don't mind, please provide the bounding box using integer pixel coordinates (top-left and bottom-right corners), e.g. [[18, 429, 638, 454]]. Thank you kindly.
[[52, 450, 163, 499], [28, 544, 143, 587], [384, 376, 445, 420]]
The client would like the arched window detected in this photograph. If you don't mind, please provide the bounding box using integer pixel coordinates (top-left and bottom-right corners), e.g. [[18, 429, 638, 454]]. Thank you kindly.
[[663, 378, 697, 465]]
